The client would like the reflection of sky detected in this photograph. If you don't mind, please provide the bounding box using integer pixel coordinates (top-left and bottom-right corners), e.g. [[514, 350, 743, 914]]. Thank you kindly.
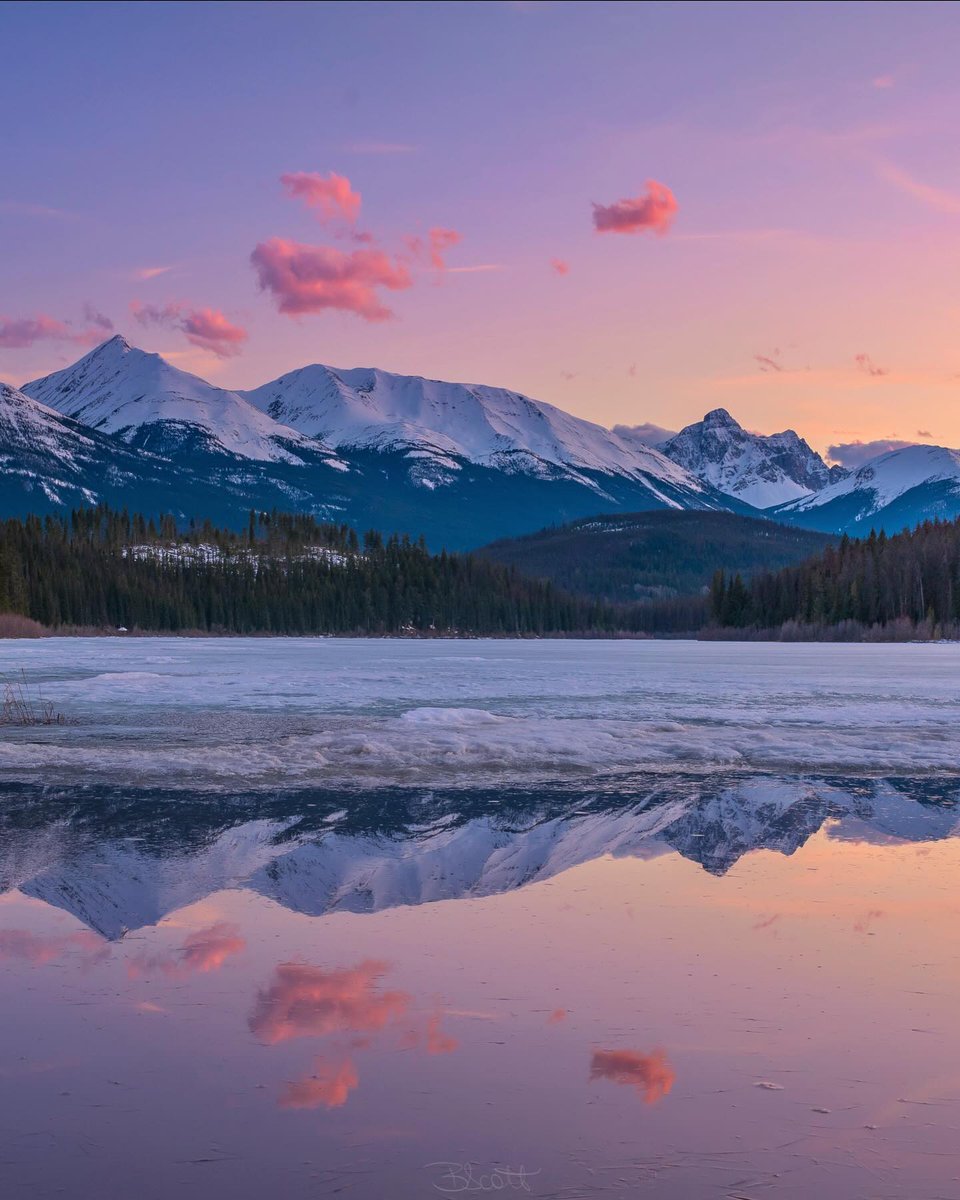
[[0, 826, 958, 1197]]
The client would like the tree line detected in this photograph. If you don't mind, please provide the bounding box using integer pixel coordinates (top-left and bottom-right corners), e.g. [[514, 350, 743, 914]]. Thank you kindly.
[[709, 518, 960, 637], [0, 506, 624, 636]]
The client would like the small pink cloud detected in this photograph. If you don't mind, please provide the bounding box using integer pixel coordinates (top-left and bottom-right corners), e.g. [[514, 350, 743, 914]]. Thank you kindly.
[[590, 1047, 675, 1105], [854, 352, 888, 377], [547, 1008, 567, 1025], [249, 959, 410, 1045], [128, 922, 246, 979], [131, 300, 248, 358], [0, 928, 106, 965], [425, 1012, 459, 1055], [0, 312, 112, 350], [593, 181, 678, 236], [873, 74, 895, 89], [279, 1057, 359, 1110], [281, 171, 362, 223], [551, 258, 570, 276], [181, 308, 248, 357], [404, 227, 463, 271], [251, 238, 412, 320]]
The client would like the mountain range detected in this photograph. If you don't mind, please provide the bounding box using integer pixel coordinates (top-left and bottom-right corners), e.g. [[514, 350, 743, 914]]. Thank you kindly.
[[1, 777, 956, 938], [1, 335, 958, 546]]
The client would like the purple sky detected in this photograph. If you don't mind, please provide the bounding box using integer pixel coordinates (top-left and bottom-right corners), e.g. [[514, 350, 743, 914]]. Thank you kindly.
[[3, 1, 960, 459]]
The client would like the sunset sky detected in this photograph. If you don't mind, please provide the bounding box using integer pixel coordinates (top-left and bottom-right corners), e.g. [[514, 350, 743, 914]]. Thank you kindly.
[[3, 1, 960, 462]]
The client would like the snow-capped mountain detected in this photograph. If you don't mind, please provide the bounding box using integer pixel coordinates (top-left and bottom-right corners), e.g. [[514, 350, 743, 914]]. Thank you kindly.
[[22, 336, 336, 465], [0, 378, 186, 514], [242, 363, 704, 499], [9, 339, 748, 547], [660, 408, 844, 509], [2, 777, 955, 937], [8, 337, 959, 545], [775, 443, 960, 533]]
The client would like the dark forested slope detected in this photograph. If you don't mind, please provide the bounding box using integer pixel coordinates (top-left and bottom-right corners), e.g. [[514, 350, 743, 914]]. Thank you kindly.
[[710, 517, 960, 635], [0, 507, 616, 636], [478, 510, 834, 602]]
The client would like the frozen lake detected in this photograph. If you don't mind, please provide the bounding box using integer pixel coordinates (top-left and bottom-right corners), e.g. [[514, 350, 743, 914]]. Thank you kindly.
[[0, 637, 958, 786], [0, 638, 958, 1198]]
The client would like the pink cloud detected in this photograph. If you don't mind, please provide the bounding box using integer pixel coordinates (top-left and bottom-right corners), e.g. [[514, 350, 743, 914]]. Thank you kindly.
[[0, 314, 74, 349], [547, 1008, 567, 1025], [279, 1057, 359, 1110], [281, 171, 362, 223], [551, 258, 570, 275], [251, 238, 412, 320], [425, 1012, 459, 1055], [0, 928, 107, 966], [131, 300, 248, 358], [249, 959, 410, 1045], [404, 227, 463, 271], [128, 922, 246, 980], [593, 181, 678, 235], [181, 308, 248, 357], [873, 74, 895, 89], [590, 1048, 675, 1105]]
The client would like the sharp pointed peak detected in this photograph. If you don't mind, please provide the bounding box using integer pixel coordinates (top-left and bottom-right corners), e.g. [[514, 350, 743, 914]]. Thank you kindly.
[[701, 407, 741, 427]]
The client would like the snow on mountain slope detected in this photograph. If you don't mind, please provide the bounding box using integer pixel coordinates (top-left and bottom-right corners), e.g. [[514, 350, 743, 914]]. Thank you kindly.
[[780, 443, 960, 517], [242, 363, 709, 498], [0, 379, 106, 506], [660, 408, 842, 509], [22, 336, 334, 465]]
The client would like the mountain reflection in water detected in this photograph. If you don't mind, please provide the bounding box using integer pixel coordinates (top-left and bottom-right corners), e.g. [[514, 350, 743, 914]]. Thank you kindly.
[[1, 772, 959, 1199], [1, 773, 956, 937]]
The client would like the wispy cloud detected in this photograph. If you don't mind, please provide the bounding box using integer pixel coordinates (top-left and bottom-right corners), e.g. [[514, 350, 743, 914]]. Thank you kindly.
[[874, 159, 960, 215], [828, 438, 916, 468], [0, 311, 112, 350], [446, 263, 506, 274], [551, 258, 570, 275], [0, 201, 77, 220], [281, 171, 362, 224], [131, 300, 249, 357], [134, 266, 173, 281], [404, 226, 462, 271]]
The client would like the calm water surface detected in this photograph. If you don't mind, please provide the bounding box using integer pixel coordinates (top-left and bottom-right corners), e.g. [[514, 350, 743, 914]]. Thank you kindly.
[[0, 640, 957, 1199]]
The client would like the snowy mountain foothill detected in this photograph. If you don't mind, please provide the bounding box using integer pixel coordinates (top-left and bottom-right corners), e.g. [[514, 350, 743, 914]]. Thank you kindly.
[[0, 335, 954, 544]]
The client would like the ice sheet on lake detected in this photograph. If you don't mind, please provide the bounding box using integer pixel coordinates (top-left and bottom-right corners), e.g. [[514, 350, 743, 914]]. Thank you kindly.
[[0, 638, 956, 788]]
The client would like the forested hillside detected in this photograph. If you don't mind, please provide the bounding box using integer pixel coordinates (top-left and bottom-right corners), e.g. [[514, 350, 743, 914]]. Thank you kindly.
[[710, 518, 960, 637], [0, 507, 616, 636], [479, 511, 834, 602]]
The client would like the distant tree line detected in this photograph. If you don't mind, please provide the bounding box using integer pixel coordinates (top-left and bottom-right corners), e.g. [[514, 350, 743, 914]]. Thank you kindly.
[[710, 518, 960, 637], [0, 506, 626, 636]]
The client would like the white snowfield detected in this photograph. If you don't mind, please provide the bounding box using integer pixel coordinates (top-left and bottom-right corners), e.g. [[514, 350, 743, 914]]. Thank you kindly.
[[242, 363, 703, 487], [661, 408, 838, 509], [22, 336, 328, 464], [780, 443, 960, 516], [0, 639, 957, 788]]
